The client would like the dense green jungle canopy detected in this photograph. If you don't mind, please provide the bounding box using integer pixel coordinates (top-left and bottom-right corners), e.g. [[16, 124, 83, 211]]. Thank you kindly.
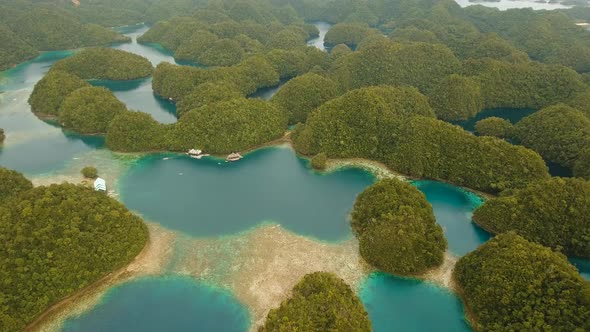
[[454, 232, 590, 332], [51, 48, 154, 80], [474, 177, 590, 258], [0, 168, 148, 332], [8, 0, 590, 331], [351, 179, 447, 275], [292, 87, 549, 193], [259, 272, 371, 331]]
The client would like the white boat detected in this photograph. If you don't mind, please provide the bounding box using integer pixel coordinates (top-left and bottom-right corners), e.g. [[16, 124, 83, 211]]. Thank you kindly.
[[226, 152, 243, 162], [187, 149, 207, 159]]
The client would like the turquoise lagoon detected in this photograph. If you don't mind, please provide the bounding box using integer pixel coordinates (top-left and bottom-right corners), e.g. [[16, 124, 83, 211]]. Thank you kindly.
[[62, 276, 250, 332]]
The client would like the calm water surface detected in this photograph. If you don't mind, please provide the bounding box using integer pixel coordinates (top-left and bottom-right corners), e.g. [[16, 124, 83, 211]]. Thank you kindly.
[[360, 273, 472, 332], [118, 147, 375, 241], [62, 276, 250, 332]]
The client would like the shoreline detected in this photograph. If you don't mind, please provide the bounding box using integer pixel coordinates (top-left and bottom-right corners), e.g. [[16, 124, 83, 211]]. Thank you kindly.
[[25, 223, 176, 332], [22, 139, 484, 332]]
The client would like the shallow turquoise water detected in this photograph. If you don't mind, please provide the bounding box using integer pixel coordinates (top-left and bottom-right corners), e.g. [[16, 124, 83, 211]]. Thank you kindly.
[[0, 50, 74, 91], [62, 276, 250, 332], [119, 147, 375, 240], [360, 273, 472, 332], [413, 180, 491, 256]]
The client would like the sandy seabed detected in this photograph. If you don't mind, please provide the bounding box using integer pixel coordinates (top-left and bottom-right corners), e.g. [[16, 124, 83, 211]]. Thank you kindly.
[[25, 147, 462, 332]]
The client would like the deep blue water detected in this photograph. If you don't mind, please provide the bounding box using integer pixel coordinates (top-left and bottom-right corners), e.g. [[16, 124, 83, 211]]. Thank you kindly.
[[62, 276, 250, 332]]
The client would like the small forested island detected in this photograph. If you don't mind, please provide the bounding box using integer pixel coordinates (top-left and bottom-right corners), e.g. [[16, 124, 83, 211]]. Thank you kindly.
[[351, 179, 447, 275], [259, 272, 371, 331], [454, 233, 590, 331], [473, 177, 590, 257], [0, 167, 148, 331], [474, 117, 514, 139], [0, 128, 5, 143], [51, 48, 154, 80]]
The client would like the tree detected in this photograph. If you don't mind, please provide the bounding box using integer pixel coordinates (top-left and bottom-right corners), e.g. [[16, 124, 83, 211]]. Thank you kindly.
[[170, 98, 287, 153], [515, 104, 590, 168], [351, 179, 447, 275], [324, 23, 377, 48], [574, 149, 590, 180], [106, 111, 166, 152], [454, 232, 590, 332], [0, 182, 148, 331], [0, 167, 32, 200], [259, 272, 371, 332], [0, 128, 4, 143], [176, 82, 244, 117], [270, 73, 339, 124], [81, 166, 98, 179], [310, 153, 327, 170], [59, 86, 127, 134], [51, 48, 153, 80], [28, 70, 90, 116], [429, 74, 483, 121], [474, 177, 590, 257], [474, 117, 515, 139], [294, 89, 549, 193]]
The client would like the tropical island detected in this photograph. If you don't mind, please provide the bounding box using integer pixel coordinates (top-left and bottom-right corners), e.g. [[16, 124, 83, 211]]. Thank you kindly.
[[3, 0, 590, 330], [0, 167, 148, 331], [51, 48, 154, 81]]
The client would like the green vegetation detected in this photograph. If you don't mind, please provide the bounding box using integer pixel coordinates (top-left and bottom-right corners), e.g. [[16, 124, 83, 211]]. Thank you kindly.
[[0, 23, 37, 70], [176, 82, 244, 117], [81, 166, 98, 179], [330, 44, 352, 60], [0, 3, 130, 71], [430, 74, 483, 121], [0, 167, 32, 201], [170, 98, 287, 153], [463, 59, 585, 110], [0, 128, 4, 143], [294, 88, 549, 193], [0, 179, 148, 331], [575, 150, 590, 180], [324, 23, 377, 48], [351, 179, 446, 275], [515, 104, 590, 169], [310, 153, 327, 170], [106, 111, 166, 152], [59, 87, 127, 134], [107, 98, 286, 154], [567, 90, 590, 119], [51, 48, 153, 80], [28, 70, 91, 117], [331, 40, 461, 93], [454, 232, 590, 332], [152, 56, 279, 102], [465, 6, 590, 72], [270, 73, 338, 124], [474, 117, 515, 139], [474, 177, 590, 257], [260, 272, 371, 332]]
